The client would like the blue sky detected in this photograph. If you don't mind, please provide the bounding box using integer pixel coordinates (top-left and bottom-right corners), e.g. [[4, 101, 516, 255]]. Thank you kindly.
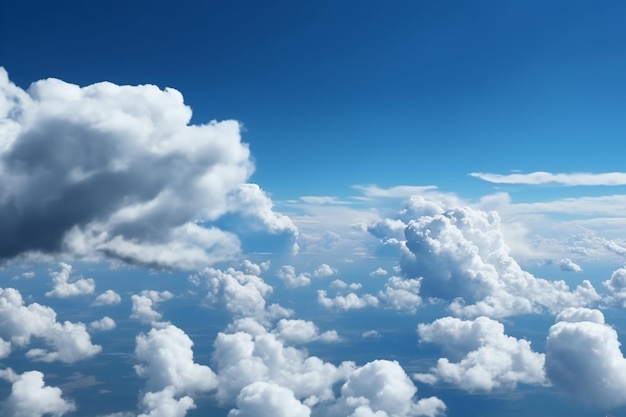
[[1, 2, 626, 417]]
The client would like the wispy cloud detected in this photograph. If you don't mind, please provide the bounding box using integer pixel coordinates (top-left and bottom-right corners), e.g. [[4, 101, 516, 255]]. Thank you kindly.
[[470, 171, 626, 186]]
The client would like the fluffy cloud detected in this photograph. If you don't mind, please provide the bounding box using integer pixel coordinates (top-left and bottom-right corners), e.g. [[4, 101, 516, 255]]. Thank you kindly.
[[317, 290, 379, 311], [377, 277, 422, 313], [603, 267, 626, 306], [369, 268, 388, 277], [45, 262, 95, 298], [393, 199, 600, 318], [277, 264, 337, 288], [0, 68, 295, 268], [92, 289, 122, 306], [415, 316, 546, 392], [546, 308, 626, 410], [228, 382, 310, 417], [336, 360, 446, 417], [272, 319, 339, 344], [558, 258, 582, 272], [0, 369, 76, 417], [90, 316, 116, 332], [330, 280, 362, 291], [0, 287, 100, 362], [130, 290, 173, 324]]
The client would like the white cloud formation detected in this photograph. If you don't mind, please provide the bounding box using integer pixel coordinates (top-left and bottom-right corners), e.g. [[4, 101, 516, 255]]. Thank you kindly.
[[369, 268, 388, 277], [0, 369, 76, 417], [546, 307, 626, 410], [336, 360, 446, 417], [228, 381, 311, 417], [470, 171, 626, 186], [317, 290, 379, 311], [272, 319, 339, 344], [312, 264, 336, 278], [0, 287, 100, 362], [130, 290, 173, 324], [45, 262, 95, 298], [0, 68, 295, 268], [377, 277, 422, 313], [558, 258, 582, 272], [277, 265, 311, 288], [415, 316, 546, 392], [90, 316, 116, 332], [392, 199, 600, 318], [92, 289, 122, 306], [12, 271, 35, 280], [603, 267, 626, 306], [330, 280, 362, 291]]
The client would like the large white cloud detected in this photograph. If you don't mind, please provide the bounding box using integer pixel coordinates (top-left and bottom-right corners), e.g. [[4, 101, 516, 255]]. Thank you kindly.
[[0, 369, 76, 417], [228, 381, 311, 417], [0, 287, 100, 362], [545, 307, 626, 410], [415, 316, 546, 391], [389, 198, 600, 318], [0, 68, 296, 268]]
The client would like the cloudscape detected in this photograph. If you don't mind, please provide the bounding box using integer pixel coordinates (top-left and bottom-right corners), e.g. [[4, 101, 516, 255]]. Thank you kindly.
[[1, 1, 626, 416]]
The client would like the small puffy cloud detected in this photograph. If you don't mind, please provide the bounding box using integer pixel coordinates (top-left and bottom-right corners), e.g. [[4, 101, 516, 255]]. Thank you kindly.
[[92, 289, 122, 306], [130, 290, 173, 324], [277, 265, 310, 288], [45, 263, 95, 298], [396, 201, 599, 318], [135, 324, 217, 395], [90, 316, 116, 332], [369, 268, 388, 277], [228, 382, 310, 417], [313, 264, 336, 278], [330, 280, 362, 291], [338, 360, 446, 417], [0, 287, 101, 363], [272, 319, 339, 344], [558, 258, 582, 272], [0, 369, 76, 417], [12, 271, 35, 280], [137, 387, 195, 417], [415, 316, 546, 392], [192, 267, 276, 320], [317, 290, 379, 311], [377, 277, 422, 313], [361, 330, 380, 339], [546, 308, 626, 410], [603, 267, 626, 306]]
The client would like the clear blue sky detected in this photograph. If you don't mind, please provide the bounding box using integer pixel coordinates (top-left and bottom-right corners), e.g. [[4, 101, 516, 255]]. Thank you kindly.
[[3, 0, 625, 198]]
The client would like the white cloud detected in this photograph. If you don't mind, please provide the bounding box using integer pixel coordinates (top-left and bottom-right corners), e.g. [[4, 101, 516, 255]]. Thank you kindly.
[[330, 280, 362, 291], [352, 185, 438, 199], [277, 265, 310, 288], [377, 277, 422, 313], [361, 330, 380, 339], [0, 68, 295, 268], [546, 308, 626, 409], [0, 369, 76, 417], [228, 382, 311, 417], [0, 287, 101, 363], [369, 268, 388, 277], [470, 171, 626, 186], [317, 290, 379, 311], [130, 290, 173, 324], [45, 262, 95, 298], [92, 289, 122, 306], [394, 200, 600, 318], [272, 319, 339, 344], [312, 264, 336, 278], [337, 360, 446, 417], [557, 258, 582, 272], [135, 324, 217, 395], [415, 316, 546, 392], [12, 271, 35, 280], [137, 387, 195, 417], [603, 267, 626, 306], [90, 316, 116, 332]]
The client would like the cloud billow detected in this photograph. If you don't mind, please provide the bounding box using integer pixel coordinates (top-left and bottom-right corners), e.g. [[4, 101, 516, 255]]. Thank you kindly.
[[0, 68, 296, 268]]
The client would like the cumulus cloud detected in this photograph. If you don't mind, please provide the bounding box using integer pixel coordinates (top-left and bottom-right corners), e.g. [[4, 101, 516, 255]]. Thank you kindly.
[[0, 287, 100, 362], [228, 381, 310, 417], [0, 68, 295, 268], [470, 171, 626, 186], [377, 276, 422, 313], [330, 280, 362, 291], [130, 290, 173, 324], [277, 264, 336, 288], [546, 307, 626, 410], [317, 290, 379, 311], [45, 262, 95, 298], [393, 199, 599, 318], [415, 316, 546, 391], [272, 319, 339, 344], [557, 258, 582, 272], [92, 289, 122, 306], [369, 268, 388, 277], [335, 360, 446, 417], [90, 316, 116, 332], [603, 267, 626, 306], [0, 369, 76, 417]]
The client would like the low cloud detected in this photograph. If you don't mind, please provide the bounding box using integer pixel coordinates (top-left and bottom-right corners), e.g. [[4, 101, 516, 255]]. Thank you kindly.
[[45, 262, 95, 298]]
